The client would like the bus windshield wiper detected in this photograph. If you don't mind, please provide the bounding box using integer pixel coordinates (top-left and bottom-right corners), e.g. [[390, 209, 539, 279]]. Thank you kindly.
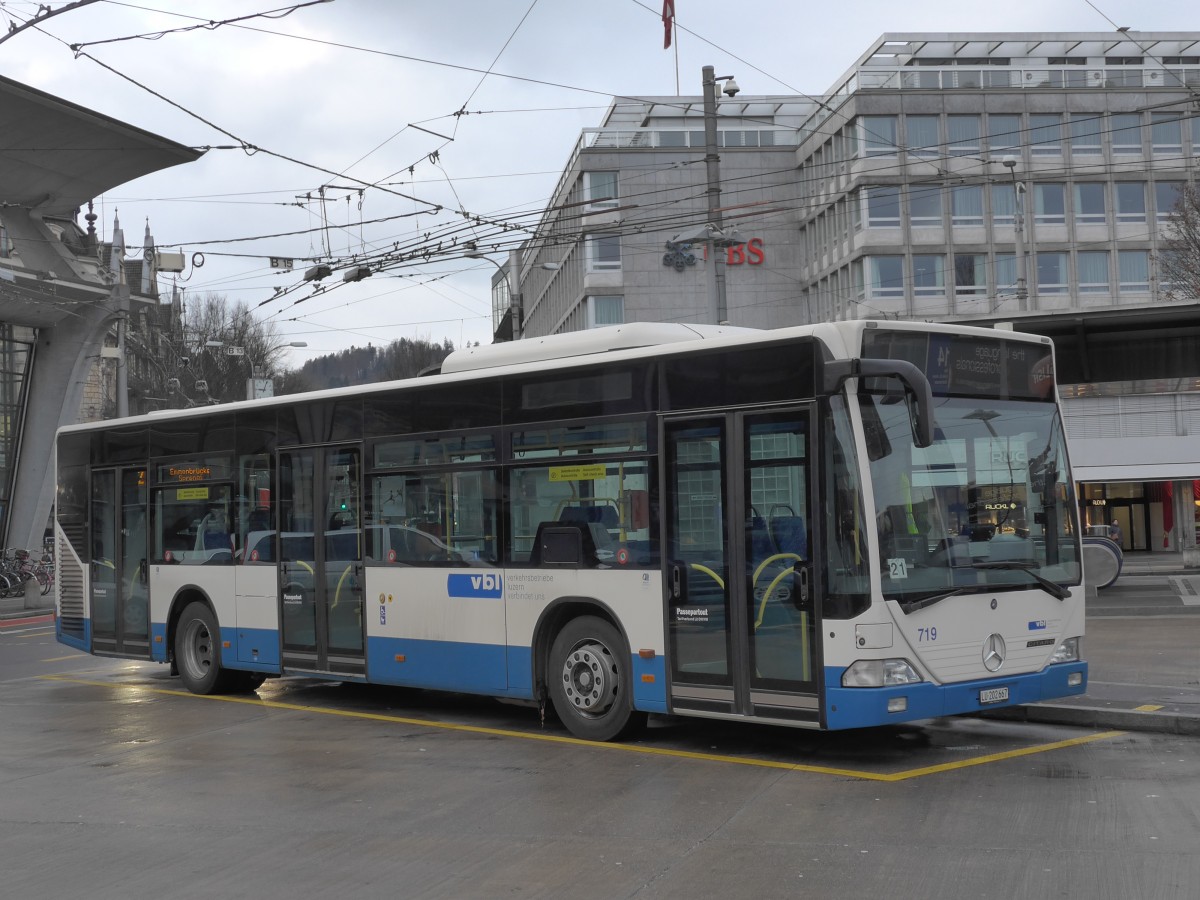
[[971, 561, 1070, 600], [894, 584, 990, 614]]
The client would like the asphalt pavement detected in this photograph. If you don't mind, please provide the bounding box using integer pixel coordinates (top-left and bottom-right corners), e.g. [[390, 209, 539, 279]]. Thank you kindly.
[[5, 555, 1198, 736]]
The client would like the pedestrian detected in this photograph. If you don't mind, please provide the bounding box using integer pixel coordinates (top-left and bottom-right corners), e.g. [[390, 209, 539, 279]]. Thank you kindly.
[[1108, 520, 1123, 546]]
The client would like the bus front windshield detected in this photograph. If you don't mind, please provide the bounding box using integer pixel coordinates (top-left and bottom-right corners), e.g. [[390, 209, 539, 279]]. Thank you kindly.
[[862, 394, 1080, 608]]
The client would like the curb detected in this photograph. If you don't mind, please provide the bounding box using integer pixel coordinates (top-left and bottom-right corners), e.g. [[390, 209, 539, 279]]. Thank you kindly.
[[981, 703, 1200, 736]]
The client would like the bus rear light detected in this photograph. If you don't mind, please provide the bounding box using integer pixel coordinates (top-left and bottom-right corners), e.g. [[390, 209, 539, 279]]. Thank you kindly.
[[641, 674, 655, 683], [842, 658, 922, 688]]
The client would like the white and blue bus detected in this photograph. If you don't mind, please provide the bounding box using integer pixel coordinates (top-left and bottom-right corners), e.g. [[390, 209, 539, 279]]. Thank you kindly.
[[54, 320, 1086, 740]]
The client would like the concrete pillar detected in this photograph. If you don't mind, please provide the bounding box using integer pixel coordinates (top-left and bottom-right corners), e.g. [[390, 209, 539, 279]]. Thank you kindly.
[[1173, 479, 1200, 568], [5, 293, 121, 552]]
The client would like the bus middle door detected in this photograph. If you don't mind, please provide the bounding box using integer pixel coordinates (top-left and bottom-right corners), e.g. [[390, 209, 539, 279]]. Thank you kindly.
[[278, 445, 365, 677]]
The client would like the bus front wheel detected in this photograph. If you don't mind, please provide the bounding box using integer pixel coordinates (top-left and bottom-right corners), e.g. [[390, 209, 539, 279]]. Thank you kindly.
[[548, 616, 645, 742]]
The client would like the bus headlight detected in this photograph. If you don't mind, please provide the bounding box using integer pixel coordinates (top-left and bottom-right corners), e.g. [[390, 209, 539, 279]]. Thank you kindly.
[[1049, 637, 1080, 664], [842, 658, 923, 688]]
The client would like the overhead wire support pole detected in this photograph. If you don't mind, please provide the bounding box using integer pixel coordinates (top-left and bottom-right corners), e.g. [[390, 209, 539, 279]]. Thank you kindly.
[[702, 65, 740, 325]]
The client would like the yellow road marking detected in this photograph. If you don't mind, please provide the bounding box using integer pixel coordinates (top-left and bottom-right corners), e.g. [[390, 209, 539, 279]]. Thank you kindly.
[[42, 654, 84, 662], [1134, 704, 1164, 712], [38, 673, 1124, 782], [16, 630, 56, 639]]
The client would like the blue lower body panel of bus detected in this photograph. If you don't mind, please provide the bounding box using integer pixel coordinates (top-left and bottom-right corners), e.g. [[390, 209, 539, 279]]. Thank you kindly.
[[363, 637, 668, 710], [823, 661, 1088, 730]]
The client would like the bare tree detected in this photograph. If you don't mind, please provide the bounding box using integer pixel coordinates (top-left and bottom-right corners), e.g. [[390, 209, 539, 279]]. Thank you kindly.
[[183, 293, 291, 404], [1159, 181, 1200, 302]]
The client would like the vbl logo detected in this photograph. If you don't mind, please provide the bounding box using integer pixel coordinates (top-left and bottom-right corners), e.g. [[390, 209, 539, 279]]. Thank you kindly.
[[1028, 620, 1047, 631], [447, 573, 503, 599]]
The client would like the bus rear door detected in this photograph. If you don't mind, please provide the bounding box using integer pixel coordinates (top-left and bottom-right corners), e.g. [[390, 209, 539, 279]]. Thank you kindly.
[[663, 408, 820, 725], [89, 466, 150, 657]]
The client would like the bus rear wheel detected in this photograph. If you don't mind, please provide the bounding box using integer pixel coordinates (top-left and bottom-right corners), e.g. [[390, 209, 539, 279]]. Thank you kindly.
[[175, 601, 238, 695], [548, 616, 645, 742]]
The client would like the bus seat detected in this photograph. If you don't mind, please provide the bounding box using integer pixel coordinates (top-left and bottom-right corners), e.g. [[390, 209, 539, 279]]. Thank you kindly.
[[203, 530, 232, 551], [770, 515, 807, 558], [747, 515, 773, 561], [557, 507, 587, 526]]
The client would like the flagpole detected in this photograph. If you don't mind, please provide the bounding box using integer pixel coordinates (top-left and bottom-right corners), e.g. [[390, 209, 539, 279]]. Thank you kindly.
[[673, 19, 679, 95]]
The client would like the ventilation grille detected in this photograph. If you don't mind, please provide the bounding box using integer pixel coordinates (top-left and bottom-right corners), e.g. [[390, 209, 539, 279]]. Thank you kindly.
[[57, 530, 86, 639]]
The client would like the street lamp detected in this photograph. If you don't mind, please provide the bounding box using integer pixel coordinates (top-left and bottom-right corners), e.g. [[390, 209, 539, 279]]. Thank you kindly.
[[1001, 156, 1029, 308], [701, 65, 741, 324], [465, 251, 559, 341]]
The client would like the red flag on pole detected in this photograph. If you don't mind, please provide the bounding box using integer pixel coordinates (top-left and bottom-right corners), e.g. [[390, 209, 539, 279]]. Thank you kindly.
[[663, 0, 675, 49]]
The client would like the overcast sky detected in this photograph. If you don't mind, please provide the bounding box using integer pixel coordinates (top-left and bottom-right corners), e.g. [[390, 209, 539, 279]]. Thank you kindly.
[[5, 0, 1200, 364]]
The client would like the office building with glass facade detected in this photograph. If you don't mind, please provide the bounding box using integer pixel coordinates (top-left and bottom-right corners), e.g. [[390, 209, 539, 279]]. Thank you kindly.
[[514, 33, 1200, 560]]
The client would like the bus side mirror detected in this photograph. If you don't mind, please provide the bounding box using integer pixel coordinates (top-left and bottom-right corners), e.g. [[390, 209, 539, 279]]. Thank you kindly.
[[822, 357, 936, 448]]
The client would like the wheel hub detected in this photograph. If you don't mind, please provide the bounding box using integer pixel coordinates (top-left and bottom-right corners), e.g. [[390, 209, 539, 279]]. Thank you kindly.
[[561, 641, 616, 717]]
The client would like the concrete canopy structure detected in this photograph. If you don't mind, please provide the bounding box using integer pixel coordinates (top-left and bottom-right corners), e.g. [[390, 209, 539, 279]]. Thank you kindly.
[[0, 74, 202, 552]]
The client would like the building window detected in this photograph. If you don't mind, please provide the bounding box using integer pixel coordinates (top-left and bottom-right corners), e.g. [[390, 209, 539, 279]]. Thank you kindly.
[[866, 256, 904, 299], [995, 253, 1017, 290], [905, 115, 939, 157], [1077, 251, 1110, 293], [1074, 183, 1106, 225], [862, 116, 898, 157], [584, 172, 619, 208], [1150, 114, 1183, 155], [1110, 114, 1142, 155], [912, 255, 945, 297], [1036, 252, 1068, 294], [1069, 113, 1103, 155], [950, 185, 984, 226], [1029, 114, 1062, 155], [986, 114, 1021, 156], [864, 186, 901, 226], [1155, 182, 1183, 222], [1115, 182, 1146, 223], [954, 254, 987, 296], [588, 234, 621, 270], [1118, 250, 1150, 294], [947, 115, 981, 157], [908, 184, 943, 226], [991, 184, 1016, 226], [1193, 116, 1200, 155], [1033, 183, 1066, 225], [589, 295, 624, 327]]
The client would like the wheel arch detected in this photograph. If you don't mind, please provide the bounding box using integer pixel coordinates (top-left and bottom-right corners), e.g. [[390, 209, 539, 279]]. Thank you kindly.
[[165, 584, 219, 665]]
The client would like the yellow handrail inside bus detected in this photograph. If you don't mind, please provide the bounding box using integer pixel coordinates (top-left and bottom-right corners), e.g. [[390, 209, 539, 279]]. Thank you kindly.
[[688, 562, 724, 590]]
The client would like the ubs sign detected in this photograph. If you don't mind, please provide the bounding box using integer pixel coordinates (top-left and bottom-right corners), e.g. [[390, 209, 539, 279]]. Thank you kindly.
[[663, 237, 765, 272]]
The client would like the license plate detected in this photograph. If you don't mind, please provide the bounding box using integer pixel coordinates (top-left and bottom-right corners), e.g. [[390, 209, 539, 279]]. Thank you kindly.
[[979, 687, 1009, 705]]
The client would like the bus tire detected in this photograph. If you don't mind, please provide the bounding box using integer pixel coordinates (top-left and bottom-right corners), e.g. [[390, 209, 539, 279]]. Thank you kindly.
[[548, 616, 646, 742], [175, 601, 235, 695]]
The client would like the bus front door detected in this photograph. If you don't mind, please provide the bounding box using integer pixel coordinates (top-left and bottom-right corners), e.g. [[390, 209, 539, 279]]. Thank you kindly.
[[89, 467, 149, 657], [663, 409, 819, 724], [278, 445, 365, 676]]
